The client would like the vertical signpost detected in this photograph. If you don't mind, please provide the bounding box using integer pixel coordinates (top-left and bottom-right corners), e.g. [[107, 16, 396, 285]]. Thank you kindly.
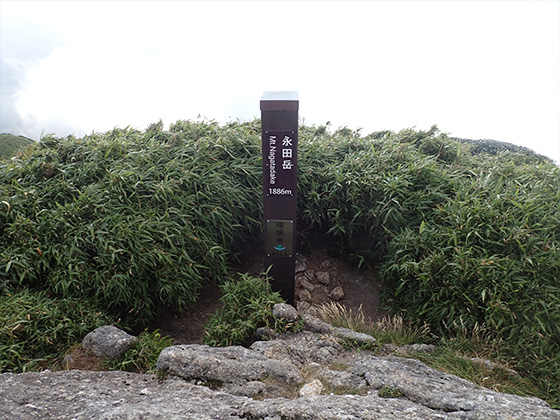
[[261, 91, 298, 305]]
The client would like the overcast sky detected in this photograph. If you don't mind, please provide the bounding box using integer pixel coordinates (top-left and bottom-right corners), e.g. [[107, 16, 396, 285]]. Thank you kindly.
[[1, 0, 559, 163]]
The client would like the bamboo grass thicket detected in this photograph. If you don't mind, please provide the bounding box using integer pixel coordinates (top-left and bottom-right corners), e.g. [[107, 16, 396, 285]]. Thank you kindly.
[[1, 119, 559, 405], [1, 120, 264, 328]]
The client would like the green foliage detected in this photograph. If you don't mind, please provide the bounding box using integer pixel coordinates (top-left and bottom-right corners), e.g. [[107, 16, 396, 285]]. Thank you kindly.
[[298, 124, 559, 406], [104, 329, 172, 373], [297, 124, 454, 264], [413, 337, 544, 401], [338, 337, 379, 352], [272, 313, 305, 335], [378, 386, 405, 398], [379, 158, 560, 406], [0, 289, 111, 372], [456, 137, 553, 163], [315, 302, 430, 347], [0, 133, 34, 159], [0, 121, 263, 327], [1, 118, 559, 406], [203, 274, 284, 347]]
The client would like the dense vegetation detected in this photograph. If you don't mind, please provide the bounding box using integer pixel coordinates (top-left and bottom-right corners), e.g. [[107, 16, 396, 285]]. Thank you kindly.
[[0, 133, 34, 159], [203, 273, 285, 347], [1, 119, 558, 406]]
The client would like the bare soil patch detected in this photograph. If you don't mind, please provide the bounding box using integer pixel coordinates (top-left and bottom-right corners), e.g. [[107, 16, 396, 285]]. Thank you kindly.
[[155, 241, 385, 344]]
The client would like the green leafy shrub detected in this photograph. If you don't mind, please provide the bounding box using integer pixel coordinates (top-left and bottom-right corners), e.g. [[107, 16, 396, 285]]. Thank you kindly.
[[0, 121, 263, 327], [104, 329, 172, 373], [379, 158, 560, 405], [297, 127, 454, 264], [0, 289, 111, 372], [297, 125, 560, 406], [203, 274, 284, 347]]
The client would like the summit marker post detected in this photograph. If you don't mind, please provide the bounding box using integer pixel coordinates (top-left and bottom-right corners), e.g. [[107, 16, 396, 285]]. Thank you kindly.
[[260, 91, 298, 305]]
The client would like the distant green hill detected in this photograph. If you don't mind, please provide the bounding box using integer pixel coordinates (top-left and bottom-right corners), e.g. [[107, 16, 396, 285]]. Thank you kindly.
[[0, 133, 35, 159], [452, 137, 553, 162]]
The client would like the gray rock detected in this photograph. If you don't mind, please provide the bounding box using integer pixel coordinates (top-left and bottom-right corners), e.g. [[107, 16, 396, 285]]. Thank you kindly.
[[318, 368, 368, 392], [383, 343, 436, 355], [157, 344, 302, 397], [255, 326, 275, 340], [468, 357, 521, 378], [82, 325, 137, 358], [295, 253, 307, 273], [2, 368, 558, 420], [299, 379, 324, 397], [1, 323, 559, 420], [301, 313, 377, 350], [315, 270, 330, 285], [240, 393, 451, 420], [351, 356, 558, 419], [0, 370, 245, 420], [298, 277, 315, 291], [250, 331, 345, 366], [1, 345, 559, 420], [333, 326, 377, 348], [296, 301, 311, 312], [407, 343, 436, 353], [329, 285, 345, 300], [297, 288, 312, 302], [272, 302, 299, 323], [301, 313, 334, 334]]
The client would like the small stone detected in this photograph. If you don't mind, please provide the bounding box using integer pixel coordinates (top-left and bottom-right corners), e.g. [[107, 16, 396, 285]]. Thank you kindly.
[[408, 344, 436, 353], [61, 354, 73, 369], [303, 269, 315, 281], [297, 288, 312, 303], [255, 327, 275, 340], [296, 301, 311, 313], [82, 325, 137, 358], [315, 271, 330, 286], [295, 254, 308, 273], [334, 327, 377, 348], [299, 379, 324, 397], [302, 314, 333, 334], [469, 357, 521, 378], [320, 260, 331, 269], [329, 285, 344, 301], [272, 303, 299, 323], [299, 278, 315, 291]]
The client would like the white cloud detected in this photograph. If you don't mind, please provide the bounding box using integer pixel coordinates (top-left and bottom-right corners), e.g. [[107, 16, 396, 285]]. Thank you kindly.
[[3, 0, 558, 162]]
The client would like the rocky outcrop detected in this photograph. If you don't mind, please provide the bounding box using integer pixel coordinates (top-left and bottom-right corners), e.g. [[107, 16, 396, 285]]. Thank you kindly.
[[1, 365, 558, 420], [0, 370, 244, 420], [1, 304, 559, 420], [157, 344, 303, 398]]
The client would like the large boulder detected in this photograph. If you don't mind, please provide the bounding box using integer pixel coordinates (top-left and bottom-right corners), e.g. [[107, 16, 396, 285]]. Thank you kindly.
[[157, 343, 302, 398]]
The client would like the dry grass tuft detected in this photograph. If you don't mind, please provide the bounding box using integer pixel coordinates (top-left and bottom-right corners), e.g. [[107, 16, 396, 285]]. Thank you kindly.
[[314, 302, 430, 346]]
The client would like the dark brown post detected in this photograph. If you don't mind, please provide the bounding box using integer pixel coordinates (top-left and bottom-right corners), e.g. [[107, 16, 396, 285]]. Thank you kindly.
[[260, 91, 298, 305]]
